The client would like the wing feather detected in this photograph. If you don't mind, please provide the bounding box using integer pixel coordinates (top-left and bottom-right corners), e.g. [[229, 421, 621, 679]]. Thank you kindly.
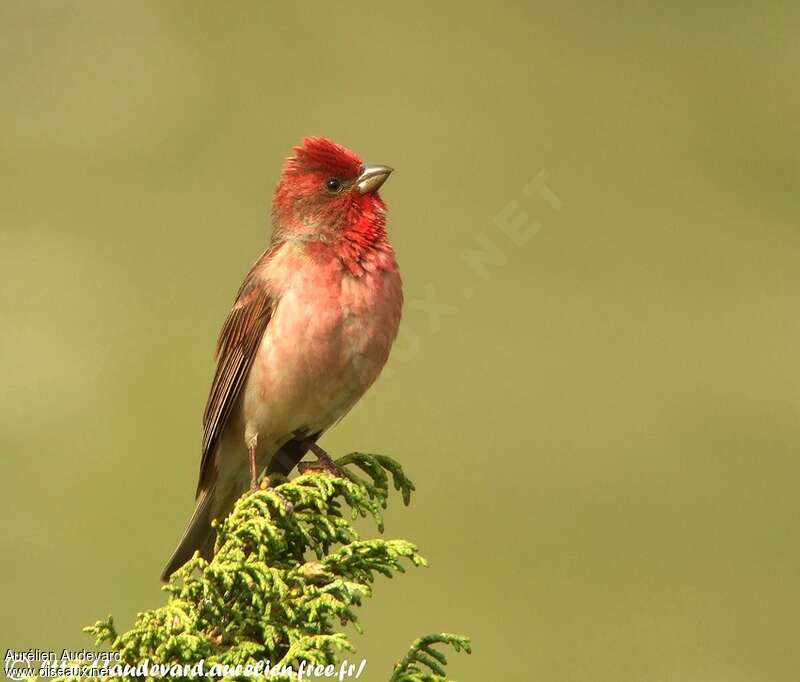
[[196, 246, 279, 495]]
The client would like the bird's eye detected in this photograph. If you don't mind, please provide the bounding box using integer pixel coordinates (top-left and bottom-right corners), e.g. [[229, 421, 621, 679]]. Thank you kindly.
[[325, 177, 343, 194]]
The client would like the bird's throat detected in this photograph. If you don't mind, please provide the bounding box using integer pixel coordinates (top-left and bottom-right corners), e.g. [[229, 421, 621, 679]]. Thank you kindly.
[[334, 200, 394, 277]]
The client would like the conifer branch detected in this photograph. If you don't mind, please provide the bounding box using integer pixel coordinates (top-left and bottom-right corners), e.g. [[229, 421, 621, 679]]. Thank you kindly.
[[390, 634, 473, 682], [57, 454, 469, 681]]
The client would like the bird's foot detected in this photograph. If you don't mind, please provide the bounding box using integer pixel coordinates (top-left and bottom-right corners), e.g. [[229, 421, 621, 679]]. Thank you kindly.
[[257, 475, 294, 512], [298, 458, 345, 478], [293, 432, 345, 478], [248, 438, 259, 491]]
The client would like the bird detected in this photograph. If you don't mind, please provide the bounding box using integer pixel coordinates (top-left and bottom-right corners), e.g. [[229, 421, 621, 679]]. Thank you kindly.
[[161, 137, 402, 581]]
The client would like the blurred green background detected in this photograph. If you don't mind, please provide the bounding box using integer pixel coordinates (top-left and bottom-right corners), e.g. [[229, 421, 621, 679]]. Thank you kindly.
[[2, 1, 799, 680]]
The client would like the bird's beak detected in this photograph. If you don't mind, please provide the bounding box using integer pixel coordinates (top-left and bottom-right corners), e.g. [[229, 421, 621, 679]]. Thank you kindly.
[[356, 164, 393, 194]]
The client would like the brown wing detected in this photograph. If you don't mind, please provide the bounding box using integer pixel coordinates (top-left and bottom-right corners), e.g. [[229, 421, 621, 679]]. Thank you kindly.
[[196, 246, 279, 496]]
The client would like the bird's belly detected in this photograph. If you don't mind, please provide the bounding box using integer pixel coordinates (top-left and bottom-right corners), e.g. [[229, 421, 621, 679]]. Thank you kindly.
[[240, 269, 401, 452]]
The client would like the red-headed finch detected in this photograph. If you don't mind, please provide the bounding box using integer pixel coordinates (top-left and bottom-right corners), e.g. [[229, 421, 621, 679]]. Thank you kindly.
[[161, 137, 401, 580]]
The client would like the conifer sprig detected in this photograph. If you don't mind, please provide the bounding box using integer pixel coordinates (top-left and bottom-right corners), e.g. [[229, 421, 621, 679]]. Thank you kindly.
[[390, 635, 473, 682], [76, 454, 469, 681]]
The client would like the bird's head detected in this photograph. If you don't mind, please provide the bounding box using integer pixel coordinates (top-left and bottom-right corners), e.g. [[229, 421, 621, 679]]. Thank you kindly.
[[271, 137, 392, 242]]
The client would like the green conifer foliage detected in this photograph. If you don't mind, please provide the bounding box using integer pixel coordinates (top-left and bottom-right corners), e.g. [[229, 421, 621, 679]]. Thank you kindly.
[[76, 454, 469, 681]]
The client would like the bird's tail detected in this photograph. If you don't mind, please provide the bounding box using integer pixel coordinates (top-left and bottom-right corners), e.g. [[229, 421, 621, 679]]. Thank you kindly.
[[160, 485, 217, 582], [161, 434, 321, 581]]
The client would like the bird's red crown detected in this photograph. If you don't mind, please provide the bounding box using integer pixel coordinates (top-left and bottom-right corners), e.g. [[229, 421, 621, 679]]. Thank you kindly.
[[283, 137, 363, 179]]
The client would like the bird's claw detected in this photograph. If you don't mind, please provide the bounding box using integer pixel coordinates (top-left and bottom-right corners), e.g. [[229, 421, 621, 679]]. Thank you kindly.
[[292, 431, 345, 478], [298, 459, 345, 478], [254, 476, 294, 512]]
